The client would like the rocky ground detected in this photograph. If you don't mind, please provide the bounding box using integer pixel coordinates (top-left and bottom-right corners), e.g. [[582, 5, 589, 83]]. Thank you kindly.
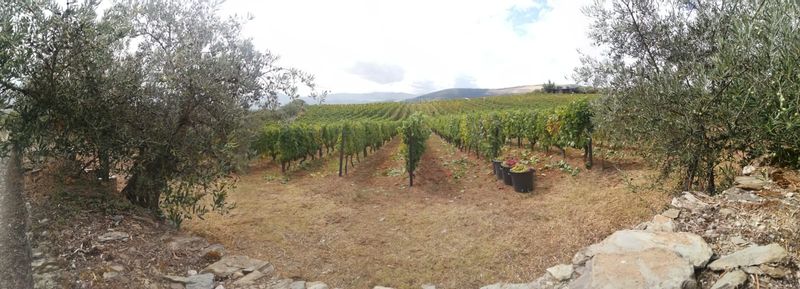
[[482, 165, 800, 289], [25, 159, 800, 288]]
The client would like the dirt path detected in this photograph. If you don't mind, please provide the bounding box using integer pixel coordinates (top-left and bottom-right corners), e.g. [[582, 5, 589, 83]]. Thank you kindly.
[[0, 154, 33, 289], [187, 135, 671, 289]]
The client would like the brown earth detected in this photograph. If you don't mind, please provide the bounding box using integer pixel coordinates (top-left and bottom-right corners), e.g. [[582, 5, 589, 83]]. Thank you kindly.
[[185, 135, 671, 289]]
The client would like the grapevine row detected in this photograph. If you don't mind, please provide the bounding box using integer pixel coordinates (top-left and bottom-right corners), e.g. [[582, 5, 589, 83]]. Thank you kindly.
[[253, 121, 398, 173], [430, 99, 594, 167]]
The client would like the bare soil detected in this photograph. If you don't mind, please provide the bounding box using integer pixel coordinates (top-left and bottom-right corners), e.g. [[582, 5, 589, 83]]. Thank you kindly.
[[186, 136, 671, 289]]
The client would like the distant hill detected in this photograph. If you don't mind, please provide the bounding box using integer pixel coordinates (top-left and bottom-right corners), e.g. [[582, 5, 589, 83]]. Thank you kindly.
[[406, 84, 544, 102], [279, 92, 417, 105]]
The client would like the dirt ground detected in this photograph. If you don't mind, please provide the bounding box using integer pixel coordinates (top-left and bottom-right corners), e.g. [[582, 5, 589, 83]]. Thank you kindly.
[[186, 136, 671, 289]]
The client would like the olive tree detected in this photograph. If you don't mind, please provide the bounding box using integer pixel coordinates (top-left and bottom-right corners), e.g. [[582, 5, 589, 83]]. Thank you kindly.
[[1, 0, 320, 226], [577, 0, 800, 193]]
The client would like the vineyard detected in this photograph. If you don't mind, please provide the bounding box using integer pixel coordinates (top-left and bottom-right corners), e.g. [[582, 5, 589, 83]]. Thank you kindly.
[[254, 92, 596, 184], [191, 91, 666, 289]]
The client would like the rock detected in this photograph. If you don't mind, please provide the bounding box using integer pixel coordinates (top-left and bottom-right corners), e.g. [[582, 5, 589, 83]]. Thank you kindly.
[[646, 215, 675, 232], [719, 208, 735, 217], [201, 244, 225, 261], [231, 271, 244, 279], [729, 236, 748, 246], [744, 265, 791, 278], [233, 271, 265, 285], [662, 209, 680, 219], [572, 248, 590, 266], [185, 273, 215, 289], [671, 192, 709, 212], [266, 279, 293, 289], [188, 270, 198, 276], [734, 176, 768, 190], [742, 165, 756, 175], [289, 281, 305, 289], [582, 248, 696, 289], [585, 230, 713, 268], [710, 270, 747, 289], [307, 281, 330, 289], [163, 275, 188, 283], [109, 264, 124, 272], [546, 264, 573, 281], [420, 284, 435, 289], [214, 286, 225, 289], [98, 231, 130, 242], [103, 271, 119, 279], [373, 287, 394, 289], [170, 283, 185, 289], [202, 255, 270, 278], [167, 236, 207, 251], [722, 187, 764, 204], [708, 244, 788, 270]]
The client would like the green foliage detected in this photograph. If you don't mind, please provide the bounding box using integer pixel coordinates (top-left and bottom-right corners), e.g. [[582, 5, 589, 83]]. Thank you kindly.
[[399, 113, 430, 186], [0, 0, 322, 226], [430, 99, 594, 167], [577, 0, 800, 193], [543, 80, 557, 93]]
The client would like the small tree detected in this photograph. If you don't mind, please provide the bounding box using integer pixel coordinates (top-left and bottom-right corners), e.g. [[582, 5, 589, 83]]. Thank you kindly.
[[543, 80, 557, 93]]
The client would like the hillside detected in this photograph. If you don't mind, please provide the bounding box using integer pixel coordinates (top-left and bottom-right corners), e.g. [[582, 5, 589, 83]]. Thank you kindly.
[[406, 84, 543, 102]]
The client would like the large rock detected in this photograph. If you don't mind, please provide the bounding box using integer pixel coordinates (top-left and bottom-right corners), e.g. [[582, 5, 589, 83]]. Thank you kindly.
[[708, 244, 788, 271], [709, 270, 747, 289], [721, 187, 764, 204], [202, 255, 270, 278], [546, 264, 573, 281], [585, 230, 712, 268], [662, 209, 681, 219], [289, 281, 305, 289], [572, 248, 697, 289], [646, 215, 675, 232], [734, 176, 768, 190], [671, 192, 709, 212], [233, 271, 265, 285], [186, 273, 215, 289]]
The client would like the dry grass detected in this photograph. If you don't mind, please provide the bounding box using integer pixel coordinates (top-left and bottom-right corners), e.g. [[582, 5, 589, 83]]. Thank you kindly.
[[186, 136, 670, 289]]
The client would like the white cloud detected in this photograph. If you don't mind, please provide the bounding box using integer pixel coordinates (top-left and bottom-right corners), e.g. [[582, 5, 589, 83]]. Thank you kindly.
[[219, 0, 595, 94]]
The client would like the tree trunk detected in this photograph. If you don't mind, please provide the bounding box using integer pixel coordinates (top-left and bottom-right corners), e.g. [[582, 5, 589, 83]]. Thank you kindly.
[[97, 149, 110, 181], [586, 137, 593, 169], [706, 160, 716, 194], [517, 137, 521, 148], [122, 155, 171, 213], [684, 157, 698, 191]]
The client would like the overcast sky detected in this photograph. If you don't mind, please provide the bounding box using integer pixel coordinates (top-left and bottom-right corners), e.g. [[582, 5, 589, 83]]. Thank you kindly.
[[219, 0, 594, 94]]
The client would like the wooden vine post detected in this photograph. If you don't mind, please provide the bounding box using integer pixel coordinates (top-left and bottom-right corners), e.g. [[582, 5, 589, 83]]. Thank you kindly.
[[338, 128, 345, 177]]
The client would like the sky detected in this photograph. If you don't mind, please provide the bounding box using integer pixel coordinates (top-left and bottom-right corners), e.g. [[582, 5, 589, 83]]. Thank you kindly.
[[219, 0, 596, 95]]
